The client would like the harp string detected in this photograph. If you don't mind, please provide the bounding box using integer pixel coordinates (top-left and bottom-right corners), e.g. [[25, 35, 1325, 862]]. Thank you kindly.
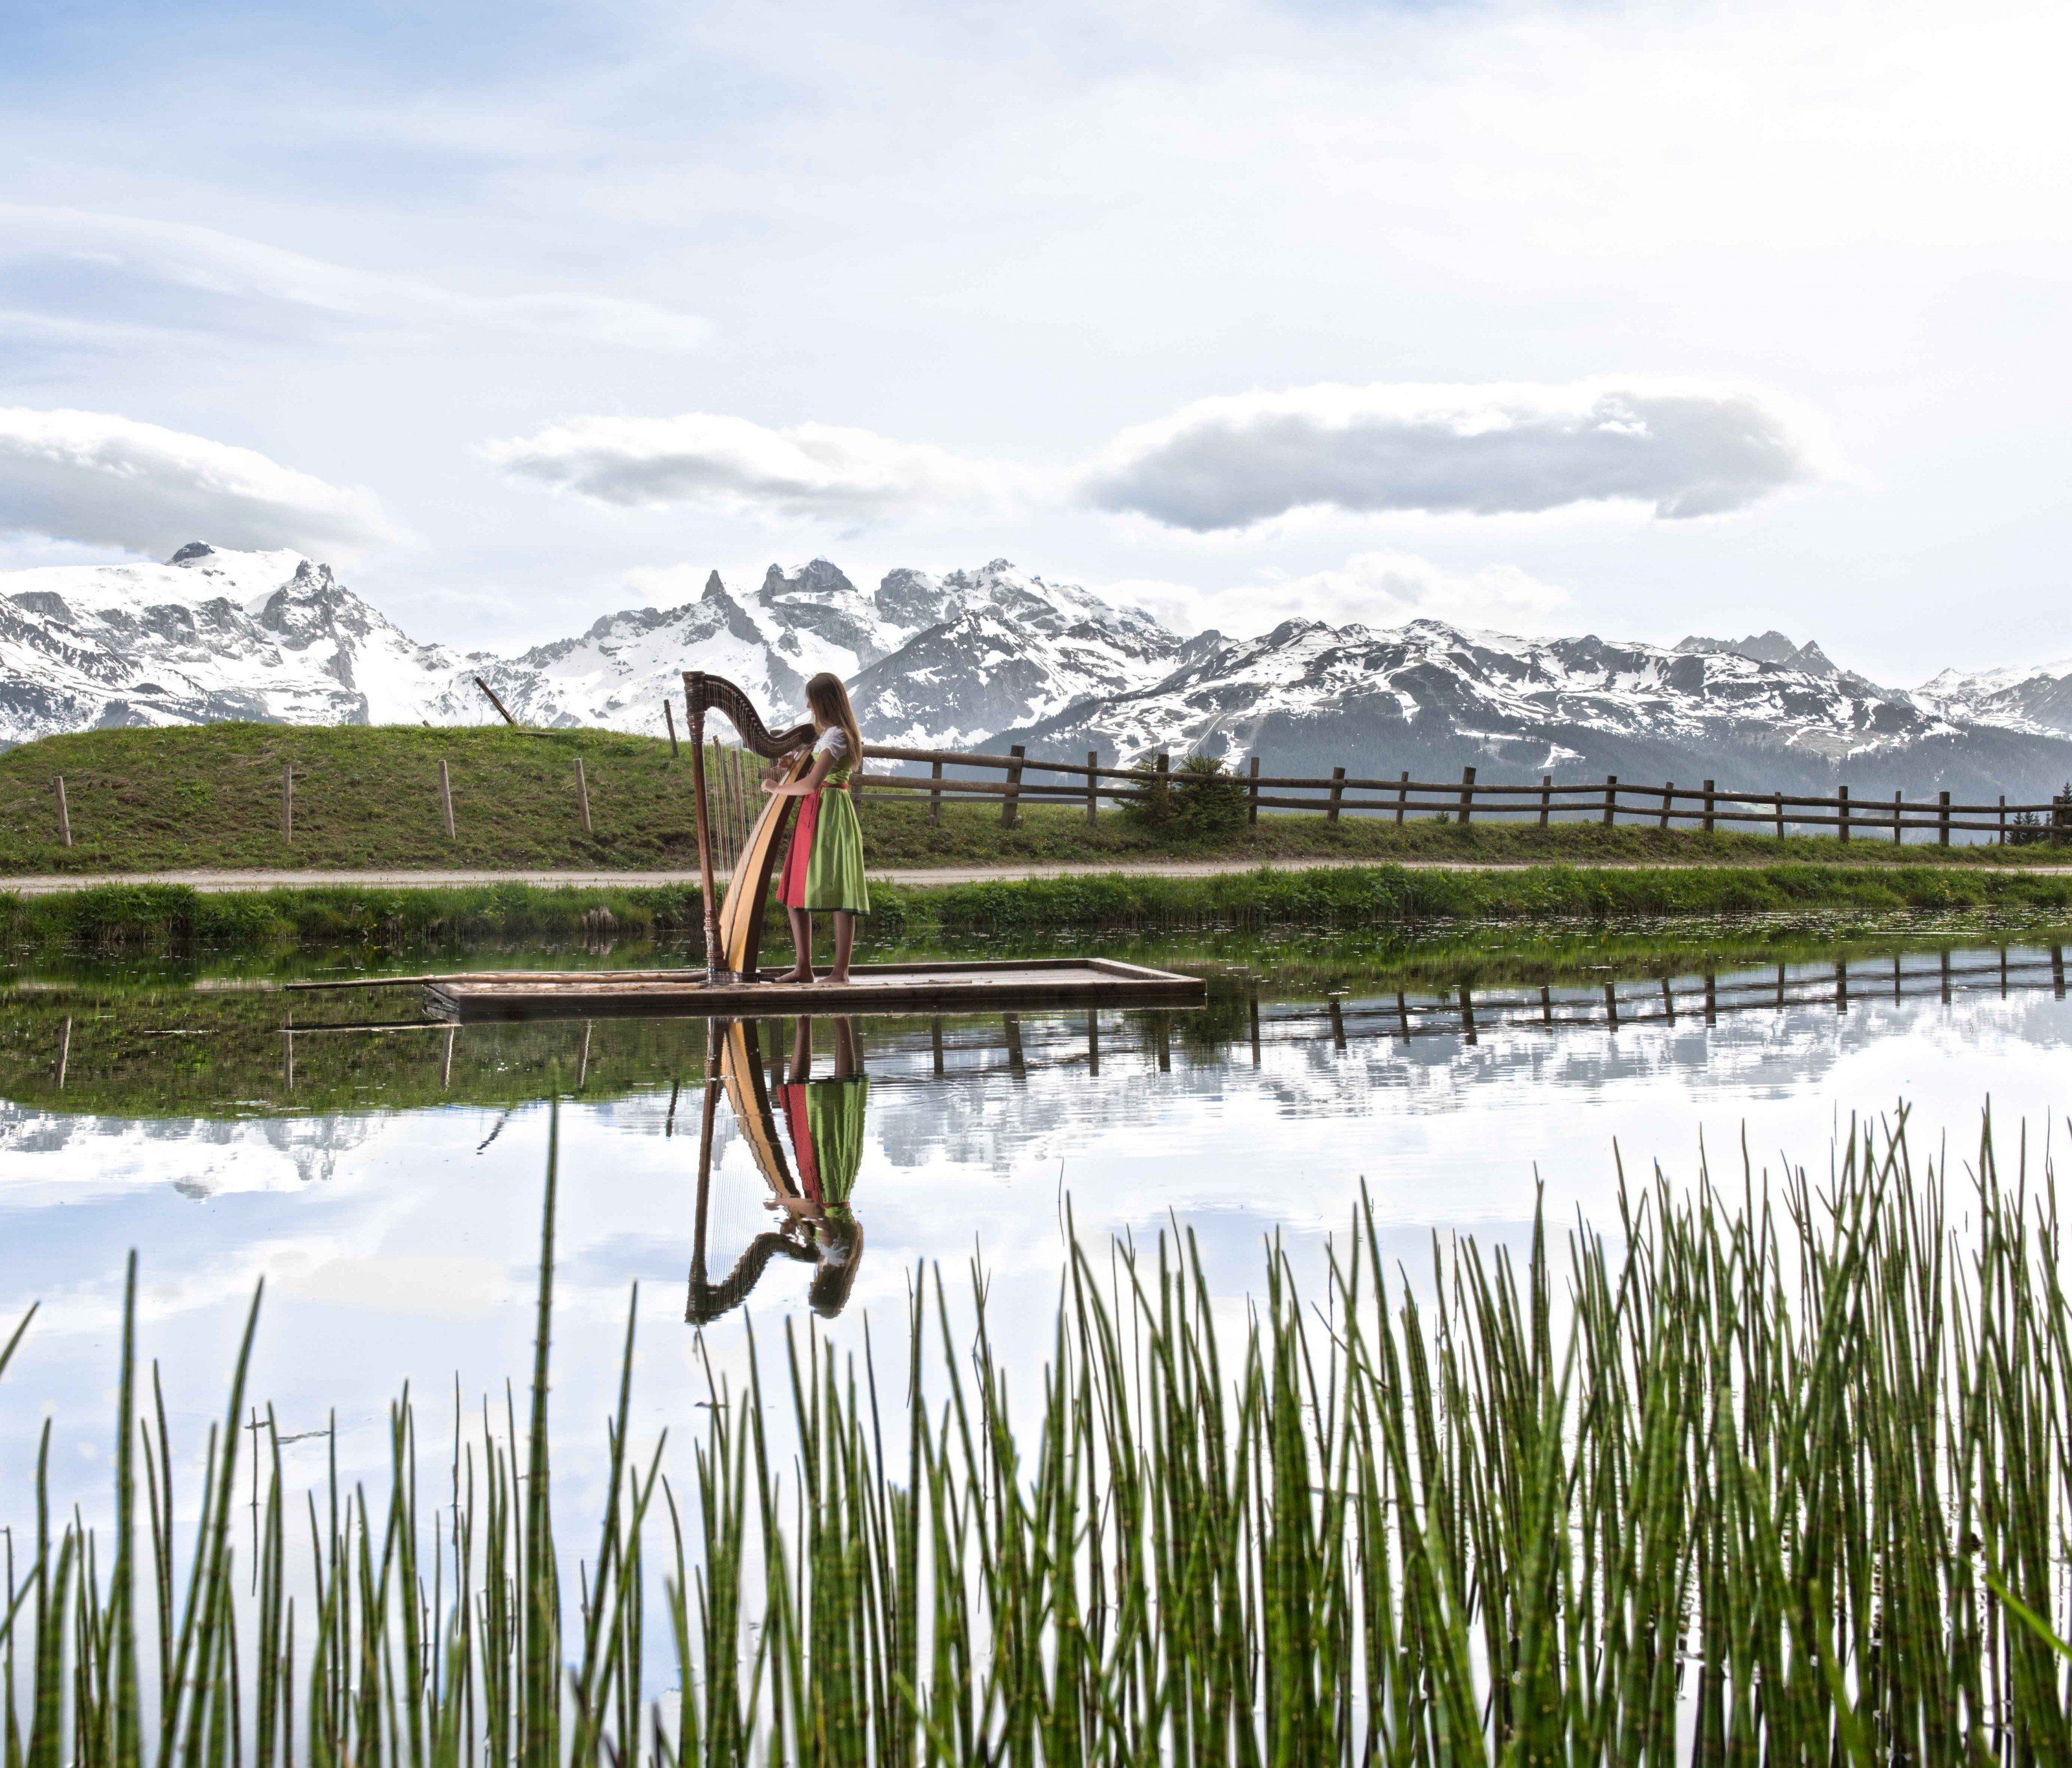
[[701, 738, 766, 878]]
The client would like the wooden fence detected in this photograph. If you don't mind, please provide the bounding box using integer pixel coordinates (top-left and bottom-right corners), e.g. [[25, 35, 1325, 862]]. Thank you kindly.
[[853, 743, 2072, 845], [23, 737, 2072, 850]]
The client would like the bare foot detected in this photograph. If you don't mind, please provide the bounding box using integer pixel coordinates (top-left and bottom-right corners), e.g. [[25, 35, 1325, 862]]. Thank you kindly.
[[776, 967, 815, 983], [823, 971, 852, 986]]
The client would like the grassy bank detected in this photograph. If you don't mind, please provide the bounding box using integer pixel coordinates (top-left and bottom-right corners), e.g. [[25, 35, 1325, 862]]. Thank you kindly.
[[5, 721, 2069, 874], [3, 1116, 2067, 1759], [9, 860, 2072, 956]]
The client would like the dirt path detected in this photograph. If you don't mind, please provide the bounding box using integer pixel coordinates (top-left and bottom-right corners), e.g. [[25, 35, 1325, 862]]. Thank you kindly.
[[6, 856, 2072, 895]]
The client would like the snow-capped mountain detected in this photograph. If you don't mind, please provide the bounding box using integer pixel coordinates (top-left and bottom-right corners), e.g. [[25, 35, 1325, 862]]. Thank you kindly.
[[464, 560, 905, 732], [1005, 618, 2072, 799], [0, 546, 1179, 753], [6, 542, 2072, 799], [0, 543, 469, 743], [1918, 658, 2072, 740], [462, 557, 1178, 742], [849, 560, 1197, 747]]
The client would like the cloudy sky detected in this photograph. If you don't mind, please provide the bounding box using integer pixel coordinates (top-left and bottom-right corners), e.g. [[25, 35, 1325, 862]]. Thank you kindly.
[[3, 0, 2067, 677]]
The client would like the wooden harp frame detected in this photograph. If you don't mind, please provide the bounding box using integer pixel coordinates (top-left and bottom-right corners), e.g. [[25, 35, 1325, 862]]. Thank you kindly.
[[682, 672, 817, 983], [686, 1019, 815, 1325]]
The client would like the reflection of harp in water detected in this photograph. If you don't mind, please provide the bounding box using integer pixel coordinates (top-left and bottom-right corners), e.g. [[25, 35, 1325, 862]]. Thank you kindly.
[[682, 671, 818, 984], [686, 1017, 866, 1323]]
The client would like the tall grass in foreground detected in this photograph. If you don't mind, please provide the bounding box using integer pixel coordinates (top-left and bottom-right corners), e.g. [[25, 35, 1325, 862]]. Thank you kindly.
[[4, 1108, 2071, 1763]]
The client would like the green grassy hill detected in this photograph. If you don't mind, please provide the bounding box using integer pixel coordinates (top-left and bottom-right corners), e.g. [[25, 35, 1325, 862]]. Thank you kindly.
[[1, 721, 2067, 876]]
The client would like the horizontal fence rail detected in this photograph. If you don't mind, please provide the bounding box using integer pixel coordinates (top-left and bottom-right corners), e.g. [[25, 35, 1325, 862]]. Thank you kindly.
[[853, 742, 2072, 844]]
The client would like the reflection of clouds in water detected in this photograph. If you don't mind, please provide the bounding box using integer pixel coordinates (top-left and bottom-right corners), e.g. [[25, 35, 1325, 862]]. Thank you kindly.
[[0, 1104, 385, 1197], [857, 985, 2072, 1182], [2, 964, 2069, 1538]]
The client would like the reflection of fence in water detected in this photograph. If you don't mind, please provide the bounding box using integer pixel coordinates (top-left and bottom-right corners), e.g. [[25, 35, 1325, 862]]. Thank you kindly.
[[255, 947, 2071, 1103], [856, 948, 2071, 1080]]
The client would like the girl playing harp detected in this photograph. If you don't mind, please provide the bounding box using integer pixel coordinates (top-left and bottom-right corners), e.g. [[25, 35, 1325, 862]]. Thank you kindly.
[[763, 672, 871, 984]]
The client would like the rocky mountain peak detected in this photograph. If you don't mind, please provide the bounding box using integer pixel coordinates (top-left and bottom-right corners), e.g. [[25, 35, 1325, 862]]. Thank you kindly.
[[168, 543, 216, 566], [761, 558, 859, 602], [1675, 629, 1840, 678], [873, 567, 954, 631]]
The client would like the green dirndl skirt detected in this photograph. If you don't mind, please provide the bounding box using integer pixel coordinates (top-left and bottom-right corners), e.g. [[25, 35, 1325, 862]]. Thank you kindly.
[[801, 780, 870, 913], [803, 1078, 868, 1210]]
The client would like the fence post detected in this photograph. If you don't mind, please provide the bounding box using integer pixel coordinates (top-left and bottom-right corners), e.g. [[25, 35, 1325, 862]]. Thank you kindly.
[[1892, 789, 1903, 846], [1088, 750, 1100, 826], [1539, 774, 1552, 828], [282, 762, 294, 843], [1999, 795, 2007, 844], [930, 759, 943, 826], [1602, 775, 1617, 828], [1702, 779, 1715, 835], [2055, 791, 2072, 847], [1155, 752, 1170, 824], [1838, 784, 1849, 844], [440, 758, 456, 839], [1455, 765, 1476, 826], [1775, 792, 1785, 839], [1396, 770, 1409, 826], [1939, 790, 1950, 846], [475, 675, 518, 726], [1246, 754, 1259, 826], [1327, 765, 1346, 824], [664, 700, 680, 757], [1001, 743, 1026, 828], [575, 757, 593, 835], [1658, 782, 1673, 832], [54, 775, 72, 848]]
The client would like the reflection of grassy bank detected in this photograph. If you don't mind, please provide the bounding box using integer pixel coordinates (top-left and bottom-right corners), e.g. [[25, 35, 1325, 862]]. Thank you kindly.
[[6, 916, 2067, 1120], [0, 989, 715, 1119], [10, 861, 2072, 957]]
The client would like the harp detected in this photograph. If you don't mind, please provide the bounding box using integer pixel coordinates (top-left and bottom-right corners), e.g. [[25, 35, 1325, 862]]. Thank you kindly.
[[682, 672, 818, 983], [685, 1019, 811, 1325], [684, 1015, 804, 1318]]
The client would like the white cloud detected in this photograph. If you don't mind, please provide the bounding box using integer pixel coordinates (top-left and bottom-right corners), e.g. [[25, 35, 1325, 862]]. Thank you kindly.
[[0, 205, 712, 352], [1110, 551, 1572, 640], [481, 413, 1022, 523], [1080, 380, 1826, 532], [0, 408, 393, 556]]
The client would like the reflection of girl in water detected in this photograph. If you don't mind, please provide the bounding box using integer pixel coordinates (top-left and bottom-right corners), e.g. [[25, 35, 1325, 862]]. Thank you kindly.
[[778, 1015, 866, 1317]]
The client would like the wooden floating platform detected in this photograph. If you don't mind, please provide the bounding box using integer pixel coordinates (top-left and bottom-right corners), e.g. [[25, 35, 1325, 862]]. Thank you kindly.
[[422, 958, 1206, 1023]]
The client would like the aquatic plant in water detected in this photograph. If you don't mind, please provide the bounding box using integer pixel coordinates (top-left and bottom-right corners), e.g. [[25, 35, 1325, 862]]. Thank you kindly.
[[2, 1104, 2069, 1760]]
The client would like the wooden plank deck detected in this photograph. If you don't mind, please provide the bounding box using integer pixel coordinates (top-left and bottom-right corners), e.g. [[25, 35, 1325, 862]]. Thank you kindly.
[[422, 958, 1206, 1022]]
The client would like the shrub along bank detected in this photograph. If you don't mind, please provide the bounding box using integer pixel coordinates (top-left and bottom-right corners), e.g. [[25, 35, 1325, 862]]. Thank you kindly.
[[8, 861, 2072, 956]]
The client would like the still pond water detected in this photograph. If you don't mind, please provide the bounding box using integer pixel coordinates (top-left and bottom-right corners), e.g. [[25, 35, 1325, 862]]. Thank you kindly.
[[2, 933, 2068, 1521]]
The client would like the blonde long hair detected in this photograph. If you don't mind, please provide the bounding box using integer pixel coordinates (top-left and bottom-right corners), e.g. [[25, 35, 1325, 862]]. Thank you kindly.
[[805, 673, 863, 767]]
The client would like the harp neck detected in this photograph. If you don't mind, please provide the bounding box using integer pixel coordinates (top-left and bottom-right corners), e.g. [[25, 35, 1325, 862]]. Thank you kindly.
[[684, 670, 817, 758]]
